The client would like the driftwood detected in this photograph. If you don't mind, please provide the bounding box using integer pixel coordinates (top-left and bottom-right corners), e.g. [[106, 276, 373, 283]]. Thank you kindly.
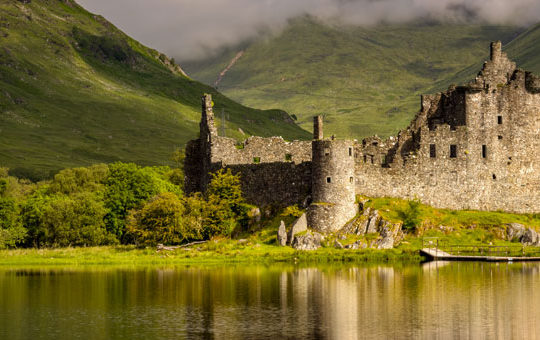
[[156, 241, 207, 251]]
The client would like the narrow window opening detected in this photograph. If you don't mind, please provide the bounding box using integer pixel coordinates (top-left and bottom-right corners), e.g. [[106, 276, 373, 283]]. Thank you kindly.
[[482, 145, 487, 159], [363, 155, 367, 163], [349, 177, 354, 183], [429, 144, 436, 158], [349, 147, 352, 157], [492, 174, 497, 180], [498, 135, 503, 140], [450, 145, 457, 158], [324, 148, 330, 156], [370, 155, 374, 164], [253, 157, 261, 164], [285, 153, 292, 161], [326, 177, 331, 183], [497, 116, 503, 124]]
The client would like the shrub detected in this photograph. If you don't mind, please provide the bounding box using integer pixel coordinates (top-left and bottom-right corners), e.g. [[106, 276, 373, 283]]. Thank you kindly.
[[127, 192, 196, 246], [398, 199, 422, 233]]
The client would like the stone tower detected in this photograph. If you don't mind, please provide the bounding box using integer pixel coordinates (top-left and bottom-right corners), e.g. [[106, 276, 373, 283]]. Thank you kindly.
[[307, 116, 358, 233]]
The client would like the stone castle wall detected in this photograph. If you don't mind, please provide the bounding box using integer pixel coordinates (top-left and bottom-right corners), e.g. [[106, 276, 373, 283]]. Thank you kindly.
[[185, 94, 313, 207]]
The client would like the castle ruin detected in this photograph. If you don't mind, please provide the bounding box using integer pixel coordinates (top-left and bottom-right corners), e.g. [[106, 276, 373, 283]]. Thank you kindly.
[[185, 42, 540, 233]]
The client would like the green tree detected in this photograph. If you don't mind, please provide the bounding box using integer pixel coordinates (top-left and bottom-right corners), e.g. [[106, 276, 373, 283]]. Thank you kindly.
[[22, 192, 115, 248], [204, 169, 249, 238], [0, 197, 26, 249], [127, 192, 202, 245], [104, 163, 181, 241], [48, 164, 108, 194]]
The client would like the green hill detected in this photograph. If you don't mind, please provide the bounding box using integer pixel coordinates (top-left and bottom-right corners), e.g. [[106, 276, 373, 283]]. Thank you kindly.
[[182, 17, 522, 139], [0, 0, 309, 180]]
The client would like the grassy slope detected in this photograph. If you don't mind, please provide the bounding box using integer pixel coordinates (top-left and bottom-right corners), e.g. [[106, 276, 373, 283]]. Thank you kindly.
[[0, 0, 309, 180], [183, 18, 522, 139]]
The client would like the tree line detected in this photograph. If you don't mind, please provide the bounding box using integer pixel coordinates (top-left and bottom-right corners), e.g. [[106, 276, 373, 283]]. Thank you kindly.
[[0, 163, 251, 248]]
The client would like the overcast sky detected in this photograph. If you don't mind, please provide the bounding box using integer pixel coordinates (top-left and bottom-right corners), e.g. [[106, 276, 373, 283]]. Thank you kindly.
[[77, 0, 540, 61]]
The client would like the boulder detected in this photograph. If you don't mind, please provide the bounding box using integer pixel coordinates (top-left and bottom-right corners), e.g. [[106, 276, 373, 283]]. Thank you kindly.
[[277, 220, 287, 246], [292, 231, 323, 250], [505, 223, 540, 246], [506, 223, 526, 241], [521, 228, 540, 246], [287, 213, 308, 244], [365, 210, 380, 234], [334, 240, 344, 249]]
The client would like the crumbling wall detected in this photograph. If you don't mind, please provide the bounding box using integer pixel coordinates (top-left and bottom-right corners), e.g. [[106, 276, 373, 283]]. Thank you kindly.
[[355, 42, 540, 213]]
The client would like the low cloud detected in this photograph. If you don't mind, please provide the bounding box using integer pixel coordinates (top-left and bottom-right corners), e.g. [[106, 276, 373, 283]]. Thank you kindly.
[[77, 0, 540, 61]]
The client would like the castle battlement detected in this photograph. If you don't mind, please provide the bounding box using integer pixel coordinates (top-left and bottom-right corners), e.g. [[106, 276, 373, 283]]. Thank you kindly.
[[185, 42, 540, 232]]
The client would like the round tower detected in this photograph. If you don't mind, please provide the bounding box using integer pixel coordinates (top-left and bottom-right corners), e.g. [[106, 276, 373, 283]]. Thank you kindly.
[[307, 117, 358, 233]]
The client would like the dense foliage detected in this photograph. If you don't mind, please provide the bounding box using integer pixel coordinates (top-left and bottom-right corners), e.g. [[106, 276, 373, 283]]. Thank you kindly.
[[0, 163, 250, 249]]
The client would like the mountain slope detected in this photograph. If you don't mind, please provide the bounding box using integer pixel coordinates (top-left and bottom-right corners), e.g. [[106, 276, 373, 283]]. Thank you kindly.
[[183, 18, 522, 139], [0, 0, 309, 179]]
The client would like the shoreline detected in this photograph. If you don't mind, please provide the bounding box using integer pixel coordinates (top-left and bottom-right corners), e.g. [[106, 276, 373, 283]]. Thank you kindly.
[[0, 245, 424, 266]]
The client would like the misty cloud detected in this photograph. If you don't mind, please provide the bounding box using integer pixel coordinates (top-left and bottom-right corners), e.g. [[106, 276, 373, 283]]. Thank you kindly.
[[77, 0, 540, 61]]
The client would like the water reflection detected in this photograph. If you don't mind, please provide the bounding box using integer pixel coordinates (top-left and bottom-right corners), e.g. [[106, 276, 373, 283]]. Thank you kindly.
[[1, 262, 540, 339]]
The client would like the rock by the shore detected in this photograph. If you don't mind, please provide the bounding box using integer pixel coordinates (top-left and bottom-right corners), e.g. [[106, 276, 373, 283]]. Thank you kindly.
[[506, 223, 540, 246], [287, 213, 307, 244], [277, 220, 287, 246], [292, 231, 323, 250]]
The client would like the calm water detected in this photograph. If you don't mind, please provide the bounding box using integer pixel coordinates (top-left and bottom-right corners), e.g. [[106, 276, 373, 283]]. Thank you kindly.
[[1, 262, 539, 340]]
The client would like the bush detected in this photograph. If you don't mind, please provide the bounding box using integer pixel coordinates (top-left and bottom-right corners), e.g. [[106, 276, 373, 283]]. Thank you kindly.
[[127, 192, 201, 246], [398, 199, 422, 232]]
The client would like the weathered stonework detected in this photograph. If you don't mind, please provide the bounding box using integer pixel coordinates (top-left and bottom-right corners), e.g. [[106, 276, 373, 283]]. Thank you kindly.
[[184, 42, 540, 233]]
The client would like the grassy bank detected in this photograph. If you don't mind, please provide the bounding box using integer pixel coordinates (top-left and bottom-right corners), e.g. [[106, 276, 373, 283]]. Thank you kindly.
[[0, 243, 423, 266]]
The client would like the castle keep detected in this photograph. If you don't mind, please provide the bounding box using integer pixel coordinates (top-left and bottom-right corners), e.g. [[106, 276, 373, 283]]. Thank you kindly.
[[185, 42, 540, 233]]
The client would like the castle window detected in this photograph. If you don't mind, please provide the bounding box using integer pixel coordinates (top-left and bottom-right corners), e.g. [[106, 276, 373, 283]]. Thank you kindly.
[[349, 148, 352, 157], [450, 145, 457, 158], [324, 148, 330, 156], [482, 145, 487, 159], [498, 135, 503, 140], [326, 177, 332, 183], [350, 177, 354, 183], [493, 174, 497, 180], [253, 157, 261, 164], [497, 116, 503, 124], [370, 155, 374, 164], [285, 153, 292, 161], [429, 144, 436, 158], [363, 155, 367, 163]]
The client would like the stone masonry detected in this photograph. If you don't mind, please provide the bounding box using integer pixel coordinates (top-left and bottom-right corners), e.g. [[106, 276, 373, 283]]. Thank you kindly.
[[184, 42, 540, 233]]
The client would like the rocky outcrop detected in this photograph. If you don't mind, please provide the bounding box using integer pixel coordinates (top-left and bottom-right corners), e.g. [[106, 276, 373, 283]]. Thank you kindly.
[[277, 220, 287, 246], [292, 231, 324, 250], [339, 209, 404, 249], [287, 213, 307, 244], [506, 223, 540, 246]]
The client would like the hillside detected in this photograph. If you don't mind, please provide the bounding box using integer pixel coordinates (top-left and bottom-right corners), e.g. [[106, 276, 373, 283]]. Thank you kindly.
[[182, 18, 522, 139], [0, 0, 309, 180]]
